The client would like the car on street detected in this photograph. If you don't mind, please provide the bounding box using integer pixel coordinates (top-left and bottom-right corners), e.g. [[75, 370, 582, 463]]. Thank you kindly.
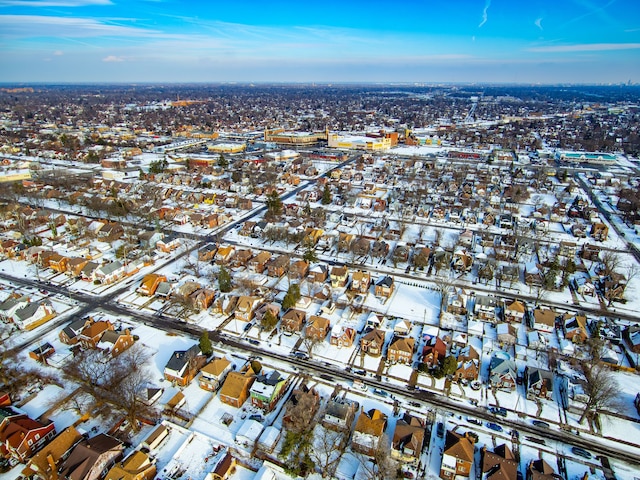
[[436, 422, 445, 438], [532, 420, 550, 429], [525, 436, 545, 445], [571, 447, 592, 459], [248, 339, 260, 345], [466, 417, 482, 425], [489, 407, 507, 417], [486, 422, 503, 432], [372, 388, 388, 397], [354, 369, 367, 376]]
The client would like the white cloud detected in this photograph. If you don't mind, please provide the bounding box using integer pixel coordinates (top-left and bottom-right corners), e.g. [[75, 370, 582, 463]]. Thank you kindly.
[[534, 17, 543, 31], [0, 0, 111, 6], [528, 43, 640, 52], [102, 54, 123, 62], [53, 49, 63, 55], [0, 14, 163, 38], [478, 0, 491, 28]]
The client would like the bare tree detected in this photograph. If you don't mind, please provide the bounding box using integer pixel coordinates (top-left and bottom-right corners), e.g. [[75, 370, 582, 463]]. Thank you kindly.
[[578, 362, 623, 425], [310, 425, 349, 478], [301, 330, 323, 360], [599, 250, 623, 277], [63, 344, 155, 430], [355, 434, 400, 480]]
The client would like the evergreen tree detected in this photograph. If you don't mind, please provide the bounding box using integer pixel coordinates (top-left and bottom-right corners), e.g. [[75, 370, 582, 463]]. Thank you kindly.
[[265, 190, 282, 218], [218, 154, 228, 168], [218, 266, 232, 293], [282, 283, 301, 310], [199, 331, 213, 356], [321, 184, 332, 205]]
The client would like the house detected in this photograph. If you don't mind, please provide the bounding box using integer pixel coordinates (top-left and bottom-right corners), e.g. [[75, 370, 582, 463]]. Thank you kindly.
[[527, 459, 557, 480], [199, 357, 233, 391], [481, 444, 518, 480], [0, 408, 57, 463], [558, 240, 577, 258], [235, 296, 260, 322], [281, 309, 306, 335], [562, 313, 589, 344], [138, 231, 164, 250], [80, 261, 99, 282], [163, 345, 205, 386], [78, 320, 114, 349], [21, 426, 83, 480], [13, 301, 57, 331], [504, 300, 526, 323], [97, 329, 135, 357], [137, 274, 167, 296], [0, 294, 29, 322], [394, 319, 412, 336], [391, 413, 425, 464], [388, 336, 415, 364], [422, 335, 448, 368], [452, 249, 473, 272], [248, 251, 271, 274], [198, 243, 218, 262], [188, 287, 216, 311], [440, 430, 475, 479], [289, 260, 310, 280], [322, 397, 359, 431], [257, 426, 281, 454], [489, 353, 517, 392], [156, 235, 181, 253], [215, 245, 235, 264], [48, 253, 70, 274], [267, 254, 289, 277], [58, 434, 123, 480], [496, 323, 518, 346], [305, 315, 330, 341], [351, 408, 387, 455], [350, 271, 371, 294], [94, 260, 126, 285], [474, 295, 498, 322], [623, 325, 640, 354], [532, 308, 556, 332], [59, 317, 93, 345], [454, 345, 480, 381], [138, 387, 163, 406], [308, 264, 328, 283], [104, 450, 156, 480], [29, 342, 55, 364], [165, 391, 186, 412], [235, 419, 264, 450], [67, 258, 89, 278], [249, 370, 289, 412], [374, 275, 395, 299], [207, 452, 237, 480], [219, 364, 257, 408], [360, 328, 386, 357], [590, 222, 609, 241], [330, 266, 349, 288], [330, 323, 357, 348], [142, 424, 169, 451], [525, 367, 554, 400]]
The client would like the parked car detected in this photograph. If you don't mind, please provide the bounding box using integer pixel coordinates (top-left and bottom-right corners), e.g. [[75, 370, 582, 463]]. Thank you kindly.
[[489, 407, 507, 417], [486, 422, 503, 432], [532, 420, 550, 429], [525, 436, 546, 445], [467, 417, 482, 425], [372, 388, 388, 397], [291, 351, 309, 360], [248, 414, 263, 422], [571, 447, 592, 459], [354, 369, 367, 376], [436, 422, 445, 438], [248, 339, 260, 345]]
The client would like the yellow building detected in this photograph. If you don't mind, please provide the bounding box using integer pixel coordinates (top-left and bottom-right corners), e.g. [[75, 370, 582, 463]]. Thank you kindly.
[[208, 143, 246, 154], [328, 133, 391, 151]]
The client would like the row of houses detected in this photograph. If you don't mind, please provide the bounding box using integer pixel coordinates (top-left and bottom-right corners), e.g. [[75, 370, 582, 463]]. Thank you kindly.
[[0, 293, 56, 331]]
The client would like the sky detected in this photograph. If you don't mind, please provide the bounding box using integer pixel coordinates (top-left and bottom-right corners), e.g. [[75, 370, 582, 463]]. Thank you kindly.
[[0, 0, 639, 84]]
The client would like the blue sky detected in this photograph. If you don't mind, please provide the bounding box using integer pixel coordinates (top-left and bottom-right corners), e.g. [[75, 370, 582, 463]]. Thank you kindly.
[[1, 0, 639, 83]]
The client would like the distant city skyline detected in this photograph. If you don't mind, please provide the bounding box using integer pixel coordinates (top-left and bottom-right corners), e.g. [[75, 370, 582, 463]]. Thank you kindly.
[[1, 0, 639, 84]]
